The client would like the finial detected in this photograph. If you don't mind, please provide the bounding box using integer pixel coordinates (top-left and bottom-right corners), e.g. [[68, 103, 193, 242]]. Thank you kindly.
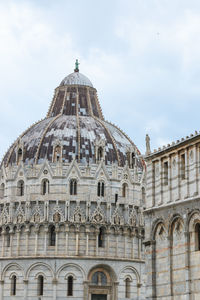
[[74, 59, 80, 72]]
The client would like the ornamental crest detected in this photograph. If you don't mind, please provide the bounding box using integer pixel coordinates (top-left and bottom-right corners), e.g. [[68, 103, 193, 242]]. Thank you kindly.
[[111, 207, 124, 225], [70, 205, 86, 223], [50, 204, 64, 223], [128, 209, 137, 227], [90, 205, 105, 224], [31, 202, 43, 223], [0, 205, 9, 225], [14, 204, 25, 224]]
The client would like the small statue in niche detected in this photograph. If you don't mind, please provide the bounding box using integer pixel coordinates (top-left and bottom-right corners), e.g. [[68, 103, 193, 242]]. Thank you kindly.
[[53, 212, 61, 223]]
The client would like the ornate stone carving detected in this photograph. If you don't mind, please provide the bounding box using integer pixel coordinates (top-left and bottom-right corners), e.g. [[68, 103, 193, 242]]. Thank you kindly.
[[0, 205, 9, 225], [128, 209, 137, 226], [14, 204, 25, 224], [50, 204, 64, 223], [111, 207, 124, 225], [70, 205, 86, 223], [31, 202, 43, 223], [90, 205, 105, 224]]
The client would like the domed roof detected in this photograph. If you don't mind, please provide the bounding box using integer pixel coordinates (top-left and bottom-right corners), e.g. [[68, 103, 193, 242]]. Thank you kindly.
[[60, 72, 93, 88], [2, 62, 143, 170]]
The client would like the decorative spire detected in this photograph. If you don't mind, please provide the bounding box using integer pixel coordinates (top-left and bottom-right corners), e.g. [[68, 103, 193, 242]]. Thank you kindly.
[[74, 59, 80, 72]]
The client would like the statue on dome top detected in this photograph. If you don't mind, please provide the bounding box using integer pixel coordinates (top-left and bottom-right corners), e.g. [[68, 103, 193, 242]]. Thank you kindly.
[[74, 59, 80, 72]]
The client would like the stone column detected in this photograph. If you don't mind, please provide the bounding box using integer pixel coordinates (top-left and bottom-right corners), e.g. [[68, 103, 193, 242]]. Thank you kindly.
[[44, 226, 48, 255], [184, 231, 191, 300], [9, 231, 13, 257], [138, 234, 142, 259], [1, 230, 5, 257], [52, 279, 57, 300], [65, 225, 69, 256], [95, 228, 99, 256], [131, 231, 135, 259], [124, 229, 127, 258], [34, 227, 39, 256], [23, 280, 28, 300], [55, 225, 59, 255], [115, 232, 118, 257], [16, 228, 20, 256], [106, 228, 110, 257], [0, 280, 4, 300], [158, 158, 163, 205], [186, 148, 189, 198], [75, 227, 79, 256], [195, 144, 199, 196], [86, 227, 89, 256], [168, 155, 172, 203]]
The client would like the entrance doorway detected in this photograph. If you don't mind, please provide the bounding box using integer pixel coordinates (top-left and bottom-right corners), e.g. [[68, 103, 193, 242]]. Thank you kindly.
[[92, 295, 107, 300]]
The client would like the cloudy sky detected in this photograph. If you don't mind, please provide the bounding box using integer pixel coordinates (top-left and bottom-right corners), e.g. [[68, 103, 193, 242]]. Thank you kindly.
[[0, 0, 200, 159]]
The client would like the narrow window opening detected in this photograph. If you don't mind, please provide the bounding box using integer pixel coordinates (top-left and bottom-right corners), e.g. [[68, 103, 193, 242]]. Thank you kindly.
[[115, 193, 118, 204], [49, 225, 55, 246], [125, 278, 131, 298], [101, 182, 104, 197], [53, 145, 61, 163], [37, 275, 44, 296], [97, 182, 101, 196], [42, 179, 49, 195], [195, 223, 200, 251], [70, 179, 77, 195], [181, 153, 185, 180], [17, 148, 22, 164], [67, 276, 73, 296], [17, 180, 24, 196], [6, 227, 10, 247], [122, 183, 127, 198], [98, 227, 104, 247], [131, 153, 135, 168], [11, 275, 17, 296], [164, 161, 168, 185], [97, 147, 103, 161]]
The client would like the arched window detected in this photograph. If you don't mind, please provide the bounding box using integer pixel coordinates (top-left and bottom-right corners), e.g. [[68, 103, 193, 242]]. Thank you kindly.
[[70, 179, 77, 195], [98, 227, 104, 247], [53, 145, 62, 163], [195, 223, 200, 251], [91, 271, 107, 286], [6, 227, 10, 247], [49, 225, 55, 246], [17, 148, 23, 165], [11, 275, 17, 295], [0, 183, 5, 198], [97, 147, 103, 161], [37, 275, 44, 296], [67, 276, 73, 296], [17, 180, 24, 196], [122, 183, 128, 198], [97, 182, 105, 197], [42, 179, 49, 195], [125, 278, 131, 298]]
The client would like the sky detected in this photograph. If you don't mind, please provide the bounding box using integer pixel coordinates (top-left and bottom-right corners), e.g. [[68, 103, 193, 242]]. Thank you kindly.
[[1, 0, 200, 160]]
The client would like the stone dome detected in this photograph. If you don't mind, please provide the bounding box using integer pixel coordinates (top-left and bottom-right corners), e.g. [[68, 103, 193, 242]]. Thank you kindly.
[[2, 66, 143, 170], [60, 71, 93, 88]]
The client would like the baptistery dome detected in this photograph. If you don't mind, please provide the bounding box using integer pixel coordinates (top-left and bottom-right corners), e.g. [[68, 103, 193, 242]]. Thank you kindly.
[[0, 62, 146, 300], [2, 64, 143, 171]]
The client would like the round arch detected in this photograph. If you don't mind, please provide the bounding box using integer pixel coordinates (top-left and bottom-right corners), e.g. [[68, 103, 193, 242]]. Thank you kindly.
[[25, 262, 54, 280]]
